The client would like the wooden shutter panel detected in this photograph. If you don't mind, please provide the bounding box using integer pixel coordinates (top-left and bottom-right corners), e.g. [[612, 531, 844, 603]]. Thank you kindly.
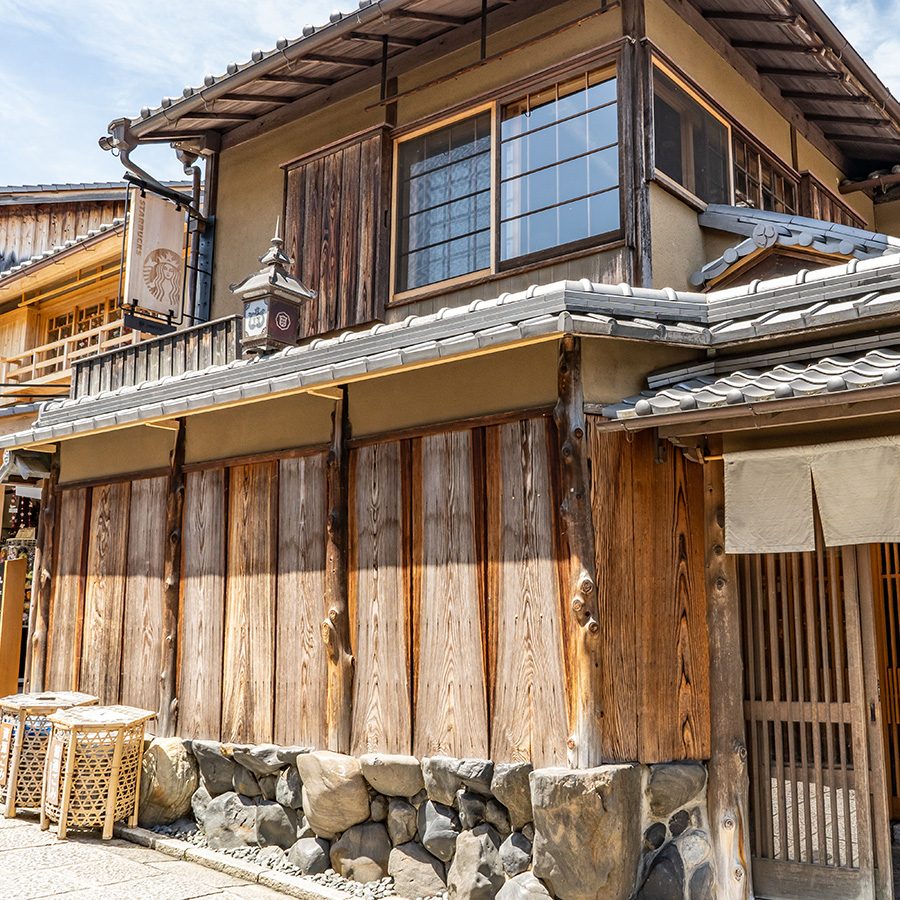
[[284, 127, 391, 337]]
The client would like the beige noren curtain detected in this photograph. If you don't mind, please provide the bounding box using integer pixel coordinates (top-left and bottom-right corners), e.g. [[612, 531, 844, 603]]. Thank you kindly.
[[724, 435, 900, 553]]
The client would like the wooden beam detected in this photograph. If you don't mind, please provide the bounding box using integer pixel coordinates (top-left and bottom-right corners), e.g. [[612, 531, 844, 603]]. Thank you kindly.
[[185, 111, 258, 122], [305, 53, 377, 69], [731, 40, 817, 54], [805, 114, 887, 126], [323, 390, 353, 752], [703, 10, 795, 23], [220, 92, 297, 105], [347, 31, 420, 48], [704, 454, 752, 900], [259, 73, 335, 86], [158, 419, 185, 735], [26, 458, 58, 692], [553, 336, 603, 768], [391, 9, 468, 26], [780, 90, 869, 103], [824, 132, 900, 146], [757, 66, 842, 80]]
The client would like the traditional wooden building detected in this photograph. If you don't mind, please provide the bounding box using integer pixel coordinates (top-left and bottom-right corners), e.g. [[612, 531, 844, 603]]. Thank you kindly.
[[6, 1, 900, 897]]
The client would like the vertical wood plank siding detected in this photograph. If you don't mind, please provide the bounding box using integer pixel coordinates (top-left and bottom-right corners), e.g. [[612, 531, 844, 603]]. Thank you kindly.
[[413, 431, 490, 758], [222, 463, 277, 743], [350, 441, 411, 755], [588, 422, 711, 763], [45, 489, 89, 691], [276, 455, 328, 747], [486, 420, 568, 767], [79, 482, 131, 703], [119, 477, 167, 710], [284, 129, 391, 336], [179, 469, 227, 740], [44, 417, 709, 762]]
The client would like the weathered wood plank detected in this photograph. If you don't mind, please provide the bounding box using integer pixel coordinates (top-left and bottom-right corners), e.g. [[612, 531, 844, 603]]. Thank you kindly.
[[46, 489, 88, 691], [413, 431, 488, 759], [350, 442, 411, 756], [119, 477, 167, 712], [634, 434, 710, 762], [79, 482, 131, 703], [589, 424, 639, 761], [222, 463, 277, 743], [179, 468, 226, 740], [275, 454, 328, 747], [487, 420, 568, 767]]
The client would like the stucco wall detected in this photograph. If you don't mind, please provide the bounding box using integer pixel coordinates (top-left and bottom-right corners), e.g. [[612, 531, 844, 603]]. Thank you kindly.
[[59, 426, 175, 485], [875, 199, 900, 238]]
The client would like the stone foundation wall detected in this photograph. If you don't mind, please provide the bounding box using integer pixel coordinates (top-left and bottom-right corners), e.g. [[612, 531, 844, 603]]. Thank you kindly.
[[139, 739, 712, 900]]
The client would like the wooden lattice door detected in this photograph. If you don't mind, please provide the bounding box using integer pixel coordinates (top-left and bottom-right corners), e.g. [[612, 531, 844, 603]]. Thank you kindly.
[[872, 543, 900, 819], [739, 545, 891, 900]]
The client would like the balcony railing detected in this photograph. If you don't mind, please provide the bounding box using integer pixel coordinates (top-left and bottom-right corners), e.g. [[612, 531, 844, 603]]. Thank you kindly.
[[71, 315, 243, 399], [0, 320, 142, 389]]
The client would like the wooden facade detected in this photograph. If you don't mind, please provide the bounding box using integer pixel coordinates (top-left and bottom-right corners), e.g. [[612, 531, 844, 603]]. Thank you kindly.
[[37, 412, 710, 766]]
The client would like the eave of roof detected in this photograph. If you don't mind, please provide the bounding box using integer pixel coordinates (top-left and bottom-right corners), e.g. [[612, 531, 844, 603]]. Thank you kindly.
[[109, 0, 900, 168]]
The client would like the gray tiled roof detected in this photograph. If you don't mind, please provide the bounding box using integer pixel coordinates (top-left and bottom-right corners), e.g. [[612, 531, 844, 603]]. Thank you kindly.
[[5, 249, 900, 448], [691, 205, 900, 286], [606, 343, 900, 420], [0, 219, 123, 280]]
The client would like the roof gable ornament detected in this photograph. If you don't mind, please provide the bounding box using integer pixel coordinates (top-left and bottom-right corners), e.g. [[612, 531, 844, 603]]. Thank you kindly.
[[230, 219, 316, 355]]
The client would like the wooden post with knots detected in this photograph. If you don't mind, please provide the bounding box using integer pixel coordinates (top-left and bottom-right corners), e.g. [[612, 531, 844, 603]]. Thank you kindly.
[[158, 419, 186, 736], [704, 450, 751, 898], [323, 387, 354, 753], [26, 456, 58, 692], [554, 335, 603, 768]]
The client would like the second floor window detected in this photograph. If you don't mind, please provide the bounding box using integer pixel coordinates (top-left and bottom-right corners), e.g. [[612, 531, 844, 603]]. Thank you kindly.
[[393, 67, 620, 297], [653, 66, 729, 205], [733, 135, 797, 214]]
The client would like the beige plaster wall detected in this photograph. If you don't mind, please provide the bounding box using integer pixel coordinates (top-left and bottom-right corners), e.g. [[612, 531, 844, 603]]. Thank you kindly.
[[349, 342, 558, 437], [649, 185, 706, 291], [184, 391, 334, 464], [875, 200, 900, 238], [59, 426, 174, 485], [582, 335, 700, 405], [211, 0, 622, 319]]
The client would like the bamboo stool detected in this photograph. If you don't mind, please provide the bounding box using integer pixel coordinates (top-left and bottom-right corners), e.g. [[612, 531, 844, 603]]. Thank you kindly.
[[0, 691, 97, 818], [40, 705, 155, 840]]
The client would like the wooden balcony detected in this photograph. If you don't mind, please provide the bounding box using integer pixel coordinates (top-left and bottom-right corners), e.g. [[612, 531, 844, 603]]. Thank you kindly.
[[70, 315, 243, 399], [0, 320, 142, 394]]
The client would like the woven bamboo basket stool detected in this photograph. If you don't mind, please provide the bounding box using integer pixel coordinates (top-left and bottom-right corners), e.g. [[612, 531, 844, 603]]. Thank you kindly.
[[40, 705, 155, 840], [0, 691, 97, 818]]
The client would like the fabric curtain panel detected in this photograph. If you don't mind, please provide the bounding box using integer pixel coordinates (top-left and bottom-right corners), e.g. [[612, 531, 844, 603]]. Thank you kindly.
[[724, 435, 900, 553]]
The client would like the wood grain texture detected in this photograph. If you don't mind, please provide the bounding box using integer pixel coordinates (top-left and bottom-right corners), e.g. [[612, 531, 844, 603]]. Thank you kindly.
[[276, 454, 328, 747], [222, 463, 277, 743], [486, 420, 568, 767], [179, 468, 226, 740], [0, 558, 27, 695], [119, 477, 167, 713], [350, 442, 411, 756], [79, 482, 131, 703], [27, 461, 58, 691], [412, 431, 488, 759], [46, 489, 88, 691], [632, 431, 710, 762], [589, 426, 638, 761]]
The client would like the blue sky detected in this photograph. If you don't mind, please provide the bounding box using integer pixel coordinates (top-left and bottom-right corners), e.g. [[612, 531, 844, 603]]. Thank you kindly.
[[0, 0, 897, 186]]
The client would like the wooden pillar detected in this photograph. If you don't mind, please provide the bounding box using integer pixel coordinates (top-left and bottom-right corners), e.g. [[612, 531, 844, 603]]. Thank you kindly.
[[323, 388, 354, 753], [703, 456, 751, 899], [158, 420, 186, 735], [553, 335, 602, 768], [27, 458, 59, 692], [621, 0, 651, 287]]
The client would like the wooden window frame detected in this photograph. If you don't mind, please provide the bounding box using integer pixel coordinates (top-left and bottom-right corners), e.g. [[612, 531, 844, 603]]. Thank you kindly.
[[732, 131, 799, 215], [389, 64, 622, 305], [650, 58, 733, 209]]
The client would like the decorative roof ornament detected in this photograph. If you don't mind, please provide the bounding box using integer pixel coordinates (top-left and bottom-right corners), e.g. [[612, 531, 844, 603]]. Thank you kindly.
[[231, 219, 316, 355]]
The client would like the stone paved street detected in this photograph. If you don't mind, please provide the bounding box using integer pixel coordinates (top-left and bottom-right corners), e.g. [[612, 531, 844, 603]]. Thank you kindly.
[[0, 815, 284, 899]]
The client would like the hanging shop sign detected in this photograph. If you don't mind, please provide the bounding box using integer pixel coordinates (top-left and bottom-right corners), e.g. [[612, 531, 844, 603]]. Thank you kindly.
[[122, 189, 187, 323]]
